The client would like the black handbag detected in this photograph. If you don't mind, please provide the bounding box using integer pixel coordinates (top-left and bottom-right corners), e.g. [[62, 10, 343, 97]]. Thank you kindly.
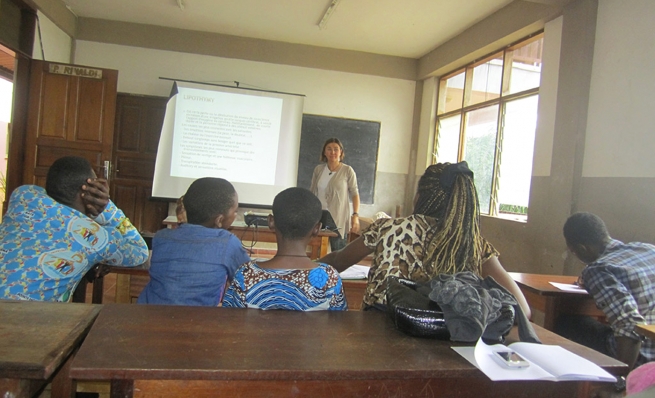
[[386, 272, 540, 344], [386, 277, 450, 339]]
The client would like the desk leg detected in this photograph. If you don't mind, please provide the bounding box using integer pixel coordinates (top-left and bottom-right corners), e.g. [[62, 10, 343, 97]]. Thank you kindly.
[[92, 276, 104, 304], [51, 349, 76, 398], [320, 236, 330, 258], [111, 379, 134, 398], [115, 274, 132, 303], [72, 280, 88, 303], [542, 297, 560, 331], [309, 243, 319, 260]]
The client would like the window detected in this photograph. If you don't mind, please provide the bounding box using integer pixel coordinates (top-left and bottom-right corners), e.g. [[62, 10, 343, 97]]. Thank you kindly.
[[434, 34, 543, 219]]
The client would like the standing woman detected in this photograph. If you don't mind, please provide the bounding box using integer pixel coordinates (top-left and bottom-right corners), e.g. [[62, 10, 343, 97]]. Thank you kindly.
[[310, 138, 360, 251]]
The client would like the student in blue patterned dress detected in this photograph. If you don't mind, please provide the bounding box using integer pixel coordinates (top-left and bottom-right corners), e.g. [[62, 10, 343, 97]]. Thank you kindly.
[[559, 212, 655, 371], [0, 156, 149, 302], [223, 187, 347, 311]]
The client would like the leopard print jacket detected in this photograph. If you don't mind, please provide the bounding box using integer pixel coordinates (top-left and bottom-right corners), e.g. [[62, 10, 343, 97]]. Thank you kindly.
[[361, 214, 498, 306]]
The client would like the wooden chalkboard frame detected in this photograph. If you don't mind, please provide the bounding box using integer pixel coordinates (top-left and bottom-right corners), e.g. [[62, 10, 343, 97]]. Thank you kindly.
[[297, 114, 380, 204]]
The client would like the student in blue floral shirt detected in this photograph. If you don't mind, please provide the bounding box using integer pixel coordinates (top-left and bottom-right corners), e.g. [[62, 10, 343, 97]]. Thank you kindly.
[[0, 156, 148, 302]]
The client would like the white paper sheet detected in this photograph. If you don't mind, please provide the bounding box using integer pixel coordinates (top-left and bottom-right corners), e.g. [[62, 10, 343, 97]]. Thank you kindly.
[[549, 281, 588, 294], [453, 340, 552, 381], [452, 338, 616, 382], [339, 264, 370, 279]]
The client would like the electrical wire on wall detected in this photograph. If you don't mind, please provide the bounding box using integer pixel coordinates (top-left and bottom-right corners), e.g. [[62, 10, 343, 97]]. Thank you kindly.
[[35, 13, 45, 60], [239, 225, 259, 257]]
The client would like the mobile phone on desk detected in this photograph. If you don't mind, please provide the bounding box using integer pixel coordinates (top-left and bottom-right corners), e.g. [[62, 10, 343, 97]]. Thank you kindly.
[[491, 350, 530, 369]]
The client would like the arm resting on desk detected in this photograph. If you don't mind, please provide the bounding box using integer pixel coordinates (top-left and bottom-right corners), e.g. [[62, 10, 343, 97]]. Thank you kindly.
[[481, 256, 532, 320], [320, 237, 372, 273]]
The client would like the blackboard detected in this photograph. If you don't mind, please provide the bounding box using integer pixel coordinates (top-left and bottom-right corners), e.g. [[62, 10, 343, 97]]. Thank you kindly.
[[297, 114, 380, 204]]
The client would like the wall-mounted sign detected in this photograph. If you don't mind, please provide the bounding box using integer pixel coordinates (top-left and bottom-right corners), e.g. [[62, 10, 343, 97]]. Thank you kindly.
[[48, 64, 103, 79]]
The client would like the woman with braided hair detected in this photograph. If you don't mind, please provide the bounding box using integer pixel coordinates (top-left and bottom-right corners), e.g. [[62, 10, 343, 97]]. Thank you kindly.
[[320, 161, 530, 316]]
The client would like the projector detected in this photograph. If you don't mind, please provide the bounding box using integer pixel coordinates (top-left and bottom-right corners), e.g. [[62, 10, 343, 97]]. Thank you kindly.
[[244, 211, 269, 227]]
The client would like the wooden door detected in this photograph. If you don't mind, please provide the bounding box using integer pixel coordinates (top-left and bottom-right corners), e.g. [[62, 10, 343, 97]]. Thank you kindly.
[[111, 94, 168, 233], [21, 60, 118, 186]]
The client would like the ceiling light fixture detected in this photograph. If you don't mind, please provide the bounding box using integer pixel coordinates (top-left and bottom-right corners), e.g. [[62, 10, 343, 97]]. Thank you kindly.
[[317, 0, 342, 30]]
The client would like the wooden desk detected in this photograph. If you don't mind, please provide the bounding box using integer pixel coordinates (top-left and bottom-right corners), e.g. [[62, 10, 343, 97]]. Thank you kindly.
[[509, 272, 604, 331], [161, 221, 336, 259], [86, 226, 336, 303], [0, 300, 101, 398], [636, 324, 655, 341], [70, 304, 626, 398], [229, 224, 337, 259], [104, 260, 368, 309], [342, 278, 367, 310]]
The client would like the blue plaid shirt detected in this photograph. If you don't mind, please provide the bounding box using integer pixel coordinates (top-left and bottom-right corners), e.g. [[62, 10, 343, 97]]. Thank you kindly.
[[582, 239, 655, 365]]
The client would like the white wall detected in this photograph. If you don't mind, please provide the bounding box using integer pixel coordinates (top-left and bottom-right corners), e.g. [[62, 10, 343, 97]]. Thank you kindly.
[[531, 16, 562, 177], [32, 11, 72, 63], [415, 77, 437, 176], [583, 0, 655, 178], [73, 41, 416, 178]]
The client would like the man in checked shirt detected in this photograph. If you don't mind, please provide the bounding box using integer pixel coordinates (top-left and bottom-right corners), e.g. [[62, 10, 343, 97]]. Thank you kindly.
[[559, 212, 655, 373]]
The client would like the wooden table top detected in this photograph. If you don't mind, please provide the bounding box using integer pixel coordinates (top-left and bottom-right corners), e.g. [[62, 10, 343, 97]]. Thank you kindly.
[[0, 300, 101, 380], [70, 304, 625, 382], [636, 324, 655, 341], [509, 272, 588, 296]]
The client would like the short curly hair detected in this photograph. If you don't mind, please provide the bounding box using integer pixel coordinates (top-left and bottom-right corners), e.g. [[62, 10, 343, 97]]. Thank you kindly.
[[272, 187, 322, 240], [563, 212, 610, 247], [183, 178, 236, 225], [46, 156, 95, 206]]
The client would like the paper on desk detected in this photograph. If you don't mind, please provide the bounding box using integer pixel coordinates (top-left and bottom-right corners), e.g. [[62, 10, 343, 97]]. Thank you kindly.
[[549, 282, 587, 294], [452, 337, 616, 382], [453, 339, 552, 381], [339, 264, 370, 279]]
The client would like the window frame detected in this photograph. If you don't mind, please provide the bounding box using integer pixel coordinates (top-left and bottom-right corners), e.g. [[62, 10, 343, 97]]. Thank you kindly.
[[433, 32, 543, 218]]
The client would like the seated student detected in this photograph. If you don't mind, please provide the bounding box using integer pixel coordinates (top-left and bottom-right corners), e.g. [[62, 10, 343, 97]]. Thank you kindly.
[[559, 212, 655, 370], [138, 178, 249, 306], [627, 362, 655, 396], [222, 187, 347, 311], [175, 195, 187, 224], [319, 162, 531, 317], [0, 156, 149, 302]]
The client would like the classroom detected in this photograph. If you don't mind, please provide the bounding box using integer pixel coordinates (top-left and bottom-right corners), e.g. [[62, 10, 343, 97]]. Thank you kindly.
[[13, 0, 651, 279], [0, 0, 653, 396]]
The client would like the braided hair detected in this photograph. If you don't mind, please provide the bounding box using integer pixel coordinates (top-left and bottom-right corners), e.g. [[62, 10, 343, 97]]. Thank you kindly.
[[414, 162, 483, 275]]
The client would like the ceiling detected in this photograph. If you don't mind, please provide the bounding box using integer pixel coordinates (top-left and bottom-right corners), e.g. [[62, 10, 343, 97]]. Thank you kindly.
[[61, 0, 515, 59]]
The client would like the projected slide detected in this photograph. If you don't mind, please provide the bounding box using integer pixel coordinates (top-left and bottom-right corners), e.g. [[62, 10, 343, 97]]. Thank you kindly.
[[152, 81, 305, 208], [171, 87, 283, 184]]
